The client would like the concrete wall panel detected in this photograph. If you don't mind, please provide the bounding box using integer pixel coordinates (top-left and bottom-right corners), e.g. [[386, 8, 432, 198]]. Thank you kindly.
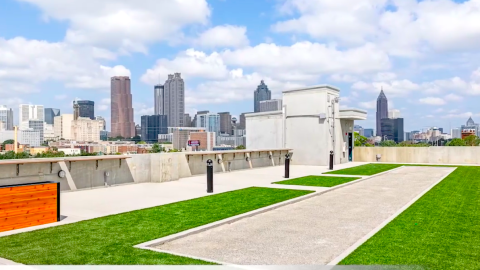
[[354, 147, 480, 165]]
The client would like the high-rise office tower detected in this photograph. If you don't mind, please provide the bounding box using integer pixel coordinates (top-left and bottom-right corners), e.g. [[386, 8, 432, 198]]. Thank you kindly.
[[154, 84, 164, 115], [218, 112, 232, 134], [19, 104, 44, 129], [0, 105, 13, 130], [76, 100, 95, 120], [44, 108, 60, 125], [388, 109, 401, 119], [254, 80, 271, 112], [141, 115, 168, 143], [376, 88, 388, 136], [111, 76, 135, 138], [162, 73, 185, 127], [28, 120, 44, 143], [381, 118, 404, 143], [239, 113, 247, 130], [184, 113, 192, 128]]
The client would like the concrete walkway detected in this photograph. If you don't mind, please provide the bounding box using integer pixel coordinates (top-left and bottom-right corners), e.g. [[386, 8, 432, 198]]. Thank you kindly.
[[0, 162, 365, 238], [154, 166, 455, 265]]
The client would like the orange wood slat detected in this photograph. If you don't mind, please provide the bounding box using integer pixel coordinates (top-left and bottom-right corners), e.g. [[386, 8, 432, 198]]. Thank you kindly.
[[0, 183, 57, 196], [1, 209, 57, 227], [0, 217, 58, 233], [0, 197, 57, 212], [0, 183, 59, 232], [0, 204, 57, 218], [0, 190, 58, 204]]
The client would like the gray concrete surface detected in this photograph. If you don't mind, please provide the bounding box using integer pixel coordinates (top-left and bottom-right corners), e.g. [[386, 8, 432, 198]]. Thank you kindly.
[[0, 163, 366, 238], [355, 146, 480, 165], [155, 166, 455, 265]]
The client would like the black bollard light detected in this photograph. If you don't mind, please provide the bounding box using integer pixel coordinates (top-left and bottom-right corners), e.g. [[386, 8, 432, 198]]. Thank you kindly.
[[206, 159, 213, 193], [284, 154, 290, 178], [329, 150, 334, 170]]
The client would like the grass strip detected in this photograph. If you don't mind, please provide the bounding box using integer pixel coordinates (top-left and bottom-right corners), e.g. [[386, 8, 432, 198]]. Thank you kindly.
[[273, 175, 361, 187], [0, 187, 313, 265], [340, 166, 480, 270], [323, 163, 404, 176]]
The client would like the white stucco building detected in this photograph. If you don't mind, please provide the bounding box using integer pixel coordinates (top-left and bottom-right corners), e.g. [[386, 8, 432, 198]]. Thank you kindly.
[[72, 117, 104, 142], [246, 85, 367, 166]]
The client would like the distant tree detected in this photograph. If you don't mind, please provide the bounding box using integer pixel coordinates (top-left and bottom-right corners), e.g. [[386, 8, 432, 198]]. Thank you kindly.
[[379, 140, 397, 147], [464, 135, 480, 146], [235, 145, 246, 150], [1, 139, 14, 148], [364, 143, 374, 147], [131, 135, 141, 142], [137, 141, 146, 145], [354, 133, 368, 147], [151, 143, 161, 153], [168, 149, 180, 153], [446, 138, 467, 146]]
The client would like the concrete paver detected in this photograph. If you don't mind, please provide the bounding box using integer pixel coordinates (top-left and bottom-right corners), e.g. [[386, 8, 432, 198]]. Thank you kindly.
[[155, 166, 455, 265], [0, 163, 365, 237]]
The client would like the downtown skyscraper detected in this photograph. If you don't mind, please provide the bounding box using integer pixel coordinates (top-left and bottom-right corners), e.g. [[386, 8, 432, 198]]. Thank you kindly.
[[111, 76, 135, 138], [156, 73, 185, 127], [254, 80, 271, 112], [376, 88, 388, 137]]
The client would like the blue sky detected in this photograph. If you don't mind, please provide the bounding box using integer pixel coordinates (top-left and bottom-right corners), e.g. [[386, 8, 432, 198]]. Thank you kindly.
[[1, 0, 480, 133]]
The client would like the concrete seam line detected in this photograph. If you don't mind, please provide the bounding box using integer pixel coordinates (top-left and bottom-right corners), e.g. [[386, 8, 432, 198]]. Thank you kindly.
[[327, 167, 457, 265], [136, 166, 405, 249], [139, 246, 233, 266]]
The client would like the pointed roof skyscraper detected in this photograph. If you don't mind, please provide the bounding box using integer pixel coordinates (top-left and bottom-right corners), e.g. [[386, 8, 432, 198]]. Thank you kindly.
[[376, 87, 388, 137]]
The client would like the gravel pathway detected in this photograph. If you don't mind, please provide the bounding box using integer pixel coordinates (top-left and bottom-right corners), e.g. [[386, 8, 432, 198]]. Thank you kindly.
[[155, 166, 454, 265]]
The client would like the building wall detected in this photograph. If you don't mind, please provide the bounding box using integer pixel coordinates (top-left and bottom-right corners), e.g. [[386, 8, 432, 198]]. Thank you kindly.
[[77, 100, 95, 119], [154, 84, 164, 115], [71, 118, 103, 142], [54, 114, 74, 140], [163, 73, 185, 127], [218, 112, 231, 134], [0, 150, 289, 191], [0, 105, 13, 130], [246, 111, 283, 150], [19, 104, 44, 129], [354, 146, 480, 165]]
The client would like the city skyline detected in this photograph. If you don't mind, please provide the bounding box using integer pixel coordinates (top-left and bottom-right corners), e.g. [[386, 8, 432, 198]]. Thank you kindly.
[[2, 1, 480, 133]]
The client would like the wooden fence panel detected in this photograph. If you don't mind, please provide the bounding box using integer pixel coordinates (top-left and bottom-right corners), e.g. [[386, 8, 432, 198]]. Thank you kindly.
[[0, 181, 60, 233]]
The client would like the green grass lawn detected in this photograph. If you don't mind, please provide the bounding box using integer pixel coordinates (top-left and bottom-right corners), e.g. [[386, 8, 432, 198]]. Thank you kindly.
[[0, 187, 313, 265], [273, 175, 361, 187], [323, 163, 404, 176], [340, 166, 480, 270]]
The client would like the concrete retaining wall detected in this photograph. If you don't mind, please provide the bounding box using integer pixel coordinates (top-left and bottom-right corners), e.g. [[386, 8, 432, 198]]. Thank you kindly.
[[0, 149, 291, 192], [354, 146, 480, 164]]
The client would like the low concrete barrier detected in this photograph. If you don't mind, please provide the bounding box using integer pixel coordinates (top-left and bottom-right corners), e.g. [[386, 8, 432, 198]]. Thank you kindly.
[[354, 146, 480, 164], [0, 149, 292, 191]]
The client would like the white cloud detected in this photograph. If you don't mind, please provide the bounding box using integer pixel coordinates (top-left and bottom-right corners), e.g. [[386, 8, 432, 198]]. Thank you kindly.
[[444, 93, 463, 101], [186, 69, 305, 106], [195, 25, 249, 48], [330, 74, 358, 83], [221, 42, 391, 80], [0, 37, 131, 92], [352, 79, 421, 97], [20, 0, 211, 53], [274, 0, 480, 56], [141, 49, 229, 84], [373, 72, 397, 81], [419, 97, 446, 105]]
